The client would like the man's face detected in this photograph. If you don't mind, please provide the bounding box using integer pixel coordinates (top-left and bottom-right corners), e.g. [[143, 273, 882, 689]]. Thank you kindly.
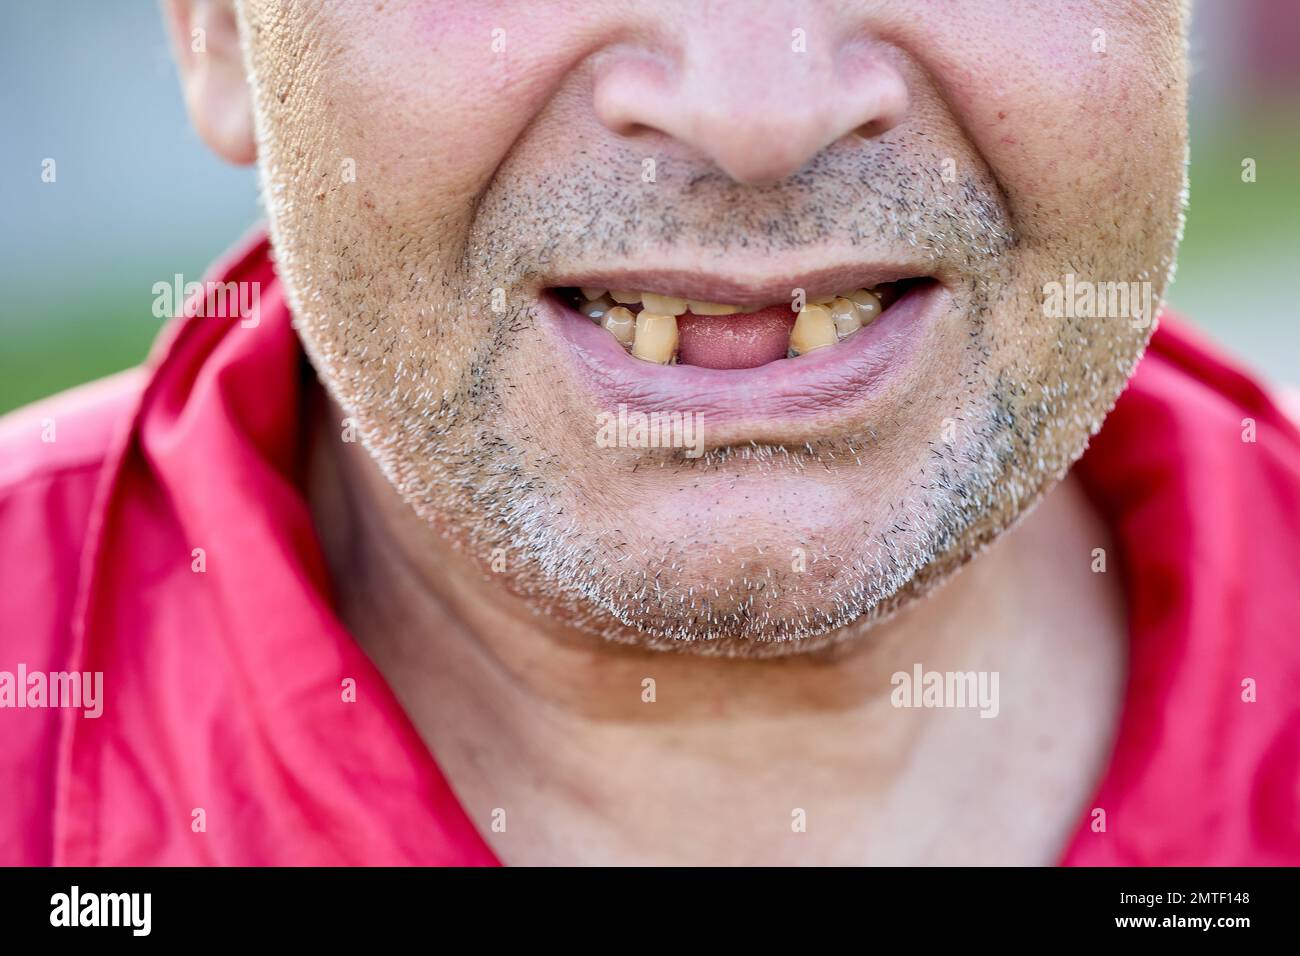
[[239, 0, 1186, 654]]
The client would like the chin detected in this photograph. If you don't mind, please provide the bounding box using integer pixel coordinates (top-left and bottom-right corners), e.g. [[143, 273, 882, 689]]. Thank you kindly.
[[512, 493, 940, 657]]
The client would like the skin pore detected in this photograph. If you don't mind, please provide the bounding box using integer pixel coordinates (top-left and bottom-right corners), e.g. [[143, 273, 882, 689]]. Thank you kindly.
[[166, 0, 1187, 862]]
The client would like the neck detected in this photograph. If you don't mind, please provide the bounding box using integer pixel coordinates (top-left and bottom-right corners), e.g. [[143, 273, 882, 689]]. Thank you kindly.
[[307, 394, 1127, 865]]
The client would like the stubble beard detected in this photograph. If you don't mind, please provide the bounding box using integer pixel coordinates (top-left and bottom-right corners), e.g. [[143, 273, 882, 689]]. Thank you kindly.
[[265, 133, 1173, 658]]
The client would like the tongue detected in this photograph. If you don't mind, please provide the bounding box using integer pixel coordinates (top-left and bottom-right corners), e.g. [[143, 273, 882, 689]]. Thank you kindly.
[[676, 306, 796, 369]]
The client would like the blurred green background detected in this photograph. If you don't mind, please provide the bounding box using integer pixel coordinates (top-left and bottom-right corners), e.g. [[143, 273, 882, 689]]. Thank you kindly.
[[1, 1, 1296, 414]]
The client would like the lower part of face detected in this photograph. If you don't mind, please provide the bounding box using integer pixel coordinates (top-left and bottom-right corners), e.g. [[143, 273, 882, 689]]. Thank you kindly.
[[242, 1, 1187, 656]]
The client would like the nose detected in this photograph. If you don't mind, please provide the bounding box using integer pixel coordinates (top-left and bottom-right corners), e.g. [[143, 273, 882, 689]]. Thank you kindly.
[[592, 7, 909, 186]]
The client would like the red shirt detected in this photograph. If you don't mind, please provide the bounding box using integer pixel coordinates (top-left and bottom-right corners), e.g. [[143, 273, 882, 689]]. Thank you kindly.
[[2, 231, 1298, 865]]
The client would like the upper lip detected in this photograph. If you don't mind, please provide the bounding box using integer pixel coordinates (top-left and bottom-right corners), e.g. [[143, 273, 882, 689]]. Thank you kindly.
[[544, 261, 934, 308]]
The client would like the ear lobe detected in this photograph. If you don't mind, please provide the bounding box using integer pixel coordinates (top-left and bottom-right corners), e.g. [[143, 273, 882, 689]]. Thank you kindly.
[[162, 0, 256, 165]]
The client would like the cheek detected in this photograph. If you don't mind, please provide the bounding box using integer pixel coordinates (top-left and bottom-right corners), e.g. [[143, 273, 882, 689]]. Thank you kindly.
[[252, 1, 609, 391], [894, 0, 1186, 241], [296, 0, 603, 237]]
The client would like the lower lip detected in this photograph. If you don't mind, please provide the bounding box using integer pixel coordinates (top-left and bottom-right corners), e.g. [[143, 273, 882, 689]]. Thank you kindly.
[[541, 281, 946, 425]]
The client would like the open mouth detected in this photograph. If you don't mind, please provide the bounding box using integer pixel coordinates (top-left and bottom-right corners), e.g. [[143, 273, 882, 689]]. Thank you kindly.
[[553, 278, 927, 370], [540, 270, 946, 428]]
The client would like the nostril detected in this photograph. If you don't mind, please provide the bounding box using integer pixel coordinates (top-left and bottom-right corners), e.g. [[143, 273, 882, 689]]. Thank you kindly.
[[610, 120, 659, 141], [852, 119, 887, 140]]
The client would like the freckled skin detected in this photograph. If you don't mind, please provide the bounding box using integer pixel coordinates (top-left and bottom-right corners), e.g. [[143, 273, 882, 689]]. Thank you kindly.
[[238, 0, 1187, 656]]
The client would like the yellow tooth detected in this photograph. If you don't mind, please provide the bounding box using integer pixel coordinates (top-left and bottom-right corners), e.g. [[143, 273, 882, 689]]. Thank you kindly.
[[848, 289, 882, 325], [579, 295, 616, 321], [688, 300, 740, 315], [641, 293, 688, 316], [810, 295, 837, 306], [829, 297, 863, 338], [632, 311, 678, 364], [609, 290, 642, 305], [580, 287, 607, 301], [601, 306, 636, 346], [789, 304, 836, 356]]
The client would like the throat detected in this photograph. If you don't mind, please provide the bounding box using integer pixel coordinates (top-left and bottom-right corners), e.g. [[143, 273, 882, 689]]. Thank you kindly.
[[304, 385, 1125, 866]]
